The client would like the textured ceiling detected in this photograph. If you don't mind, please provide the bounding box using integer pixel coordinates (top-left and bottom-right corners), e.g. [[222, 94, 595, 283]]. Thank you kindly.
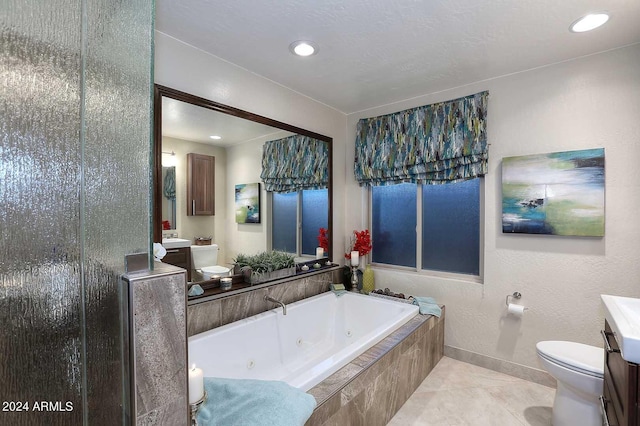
[[156, 0, 640, 114]]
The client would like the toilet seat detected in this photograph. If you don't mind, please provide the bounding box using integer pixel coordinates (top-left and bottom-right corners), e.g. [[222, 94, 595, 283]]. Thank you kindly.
[[536, 341, 603, 378]]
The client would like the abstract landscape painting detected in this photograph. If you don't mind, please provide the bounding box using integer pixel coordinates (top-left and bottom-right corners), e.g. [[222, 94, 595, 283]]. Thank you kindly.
[[235, 183, 261, 224], [502, 148, 604, 236]]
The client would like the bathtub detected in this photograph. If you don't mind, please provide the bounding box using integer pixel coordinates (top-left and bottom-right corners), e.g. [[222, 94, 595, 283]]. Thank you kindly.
[[188, 291, 419, 391]]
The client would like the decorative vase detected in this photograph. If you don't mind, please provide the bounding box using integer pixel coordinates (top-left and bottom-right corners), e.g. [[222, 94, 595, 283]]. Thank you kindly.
[[362, 264, 375, 294]]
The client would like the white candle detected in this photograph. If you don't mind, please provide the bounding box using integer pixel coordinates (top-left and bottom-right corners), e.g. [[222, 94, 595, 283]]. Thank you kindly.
[[350, 251, 359, 266], [316, 247, 324, 259], [188, 363, 205, 404]]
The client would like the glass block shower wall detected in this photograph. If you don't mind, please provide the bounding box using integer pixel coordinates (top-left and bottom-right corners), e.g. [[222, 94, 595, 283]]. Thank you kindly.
[[0, 1, 153, 424]]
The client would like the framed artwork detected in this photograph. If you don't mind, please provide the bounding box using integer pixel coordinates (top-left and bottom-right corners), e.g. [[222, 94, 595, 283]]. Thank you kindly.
[[502, 148, 604, 236], [235, 183, 261, 224]]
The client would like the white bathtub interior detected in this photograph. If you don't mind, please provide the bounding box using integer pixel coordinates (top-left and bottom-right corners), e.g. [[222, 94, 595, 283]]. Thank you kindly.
[[188, 292, 419, 391]]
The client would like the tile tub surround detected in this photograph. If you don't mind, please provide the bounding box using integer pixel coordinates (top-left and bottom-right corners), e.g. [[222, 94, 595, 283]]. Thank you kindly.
[[187, 267, 339, 336], [305, 306, 445, 426], [124, 263, 188, 425]]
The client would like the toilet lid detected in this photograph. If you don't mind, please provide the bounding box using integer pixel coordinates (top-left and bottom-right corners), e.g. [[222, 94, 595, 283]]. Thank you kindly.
[[202, 266, 230, 274], [536, 341, 604, 377]]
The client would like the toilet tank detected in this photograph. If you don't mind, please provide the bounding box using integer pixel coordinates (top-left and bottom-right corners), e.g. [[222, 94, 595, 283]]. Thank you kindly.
[[191, 244, 218, 269]]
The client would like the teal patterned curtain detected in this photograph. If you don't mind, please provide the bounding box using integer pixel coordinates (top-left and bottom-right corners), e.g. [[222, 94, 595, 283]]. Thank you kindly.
[[261, 135, 329, 193], [163, 166, 176, 200], [354, 91, 489, 186]]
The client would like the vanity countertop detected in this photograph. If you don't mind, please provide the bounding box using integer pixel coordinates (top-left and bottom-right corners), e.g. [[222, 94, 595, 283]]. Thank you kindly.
[[161, 237, 191, 249], [601, 294, 640, 364]]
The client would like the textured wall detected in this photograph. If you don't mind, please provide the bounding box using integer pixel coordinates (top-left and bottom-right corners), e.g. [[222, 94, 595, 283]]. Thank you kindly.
[[0, 0, 153, 424], [345, 44, 640, 369]]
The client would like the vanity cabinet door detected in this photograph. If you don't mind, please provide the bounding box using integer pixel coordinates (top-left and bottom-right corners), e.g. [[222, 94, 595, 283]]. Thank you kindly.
[[163, 247, 192, 281], [603, 379, 620, 426], [603, 320, 639, 426], [187, 153, 215, 216]]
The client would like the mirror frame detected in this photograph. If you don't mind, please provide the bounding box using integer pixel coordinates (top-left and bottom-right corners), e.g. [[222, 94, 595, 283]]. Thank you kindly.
[[153, 84, 333, 260]]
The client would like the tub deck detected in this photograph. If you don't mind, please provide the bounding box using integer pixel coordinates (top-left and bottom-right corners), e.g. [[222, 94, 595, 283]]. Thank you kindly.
[[306, 306, 445, 426]]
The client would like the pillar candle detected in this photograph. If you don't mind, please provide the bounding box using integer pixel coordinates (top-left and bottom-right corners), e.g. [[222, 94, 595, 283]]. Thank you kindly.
[[316, 247, 324, 259], [188, 363, 205, 404], [350, 251, 359, 266]]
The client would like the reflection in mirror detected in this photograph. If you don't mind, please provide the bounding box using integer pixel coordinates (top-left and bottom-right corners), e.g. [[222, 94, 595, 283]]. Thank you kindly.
[[161, 166, 177, 232], [153, 85, 333, 281]]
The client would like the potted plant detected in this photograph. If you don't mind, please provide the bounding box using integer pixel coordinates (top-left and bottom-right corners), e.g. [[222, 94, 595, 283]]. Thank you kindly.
[[233, 251, 296, 284]]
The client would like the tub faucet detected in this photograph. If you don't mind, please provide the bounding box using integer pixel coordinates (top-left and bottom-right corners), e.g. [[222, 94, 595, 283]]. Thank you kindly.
[[264, 295, 287, 315]]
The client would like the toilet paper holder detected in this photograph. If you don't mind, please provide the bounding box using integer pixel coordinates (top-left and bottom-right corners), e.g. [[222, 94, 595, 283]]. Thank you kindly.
[[505, 291, 522, 307]]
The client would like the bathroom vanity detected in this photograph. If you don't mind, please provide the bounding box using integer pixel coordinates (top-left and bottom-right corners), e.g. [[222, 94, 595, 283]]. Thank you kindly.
[[163, 247, 191, 281], [601, 295, 640, 426], [161, 238, 193, 281], [602, 320, 639, 425]]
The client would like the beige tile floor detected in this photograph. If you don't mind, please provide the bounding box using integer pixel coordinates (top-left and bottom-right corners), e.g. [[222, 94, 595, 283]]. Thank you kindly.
[[388, 357, 555, 426]]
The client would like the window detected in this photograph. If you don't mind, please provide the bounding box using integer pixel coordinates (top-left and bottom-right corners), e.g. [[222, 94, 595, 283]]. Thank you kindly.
[[371, 179, 481, 277], [271, 189, 328, 256]]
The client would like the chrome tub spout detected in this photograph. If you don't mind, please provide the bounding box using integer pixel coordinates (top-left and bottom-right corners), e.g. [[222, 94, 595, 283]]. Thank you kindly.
[[264, 295, 287, 315]]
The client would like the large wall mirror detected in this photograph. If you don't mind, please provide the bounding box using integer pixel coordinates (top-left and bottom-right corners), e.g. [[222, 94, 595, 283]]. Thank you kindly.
[[153, 85, 333, 280]]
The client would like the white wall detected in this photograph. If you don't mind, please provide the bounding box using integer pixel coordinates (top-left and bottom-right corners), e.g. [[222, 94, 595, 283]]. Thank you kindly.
[[224, 130, 291, 262], [155, 32, 347, 260], [346, 44, 640, 369]]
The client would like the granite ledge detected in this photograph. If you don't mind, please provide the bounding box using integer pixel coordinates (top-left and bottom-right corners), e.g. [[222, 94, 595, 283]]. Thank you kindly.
[[188, 265, 341, 306]]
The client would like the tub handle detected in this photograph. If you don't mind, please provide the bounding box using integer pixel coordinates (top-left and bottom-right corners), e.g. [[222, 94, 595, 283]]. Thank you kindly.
[[600, 330, 620, 354], [599, 395, 615, 426]]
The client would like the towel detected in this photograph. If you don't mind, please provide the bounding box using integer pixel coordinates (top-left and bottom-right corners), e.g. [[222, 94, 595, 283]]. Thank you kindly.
[[330, 283, 347, 297], [197, 377, 316, 426], [188, 284, 204, 297], [412, 296, 442, 317], [153, 242, 166, 261]]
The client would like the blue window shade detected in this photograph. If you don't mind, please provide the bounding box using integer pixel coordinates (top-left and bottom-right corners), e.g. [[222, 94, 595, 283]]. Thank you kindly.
[[272, 192, 297, 253], [372, 183, 417, 267], [422, 179, 480, 275], [301, 189, 328, 255]]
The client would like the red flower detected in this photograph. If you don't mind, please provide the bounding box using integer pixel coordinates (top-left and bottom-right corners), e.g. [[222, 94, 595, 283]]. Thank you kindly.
[[344, 229, 372, 259], [317, 228, 329, 251]]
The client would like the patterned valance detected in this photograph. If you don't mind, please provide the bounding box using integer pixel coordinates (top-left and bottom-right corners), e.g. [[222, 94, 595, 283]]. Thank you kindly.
[[261, 134, 329, 193], [354, 91, 489, 186]]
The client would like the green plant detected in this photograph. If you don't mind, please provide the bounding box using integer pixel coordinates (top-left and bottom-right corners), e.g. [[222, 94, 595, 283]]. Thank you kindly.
[[233, 251, 295, 275]]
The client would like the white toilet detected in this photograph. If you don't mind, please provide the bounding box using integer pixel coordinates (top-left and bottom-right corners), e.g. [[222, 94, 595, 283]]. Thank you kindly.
[[536, 341, 604, 426], [190, 244, 231, 281]]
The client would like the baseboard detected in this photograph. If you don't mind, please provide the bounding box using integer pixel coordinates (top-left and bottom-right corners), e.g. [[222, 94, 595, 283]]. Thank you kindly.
[[444, 345, 556, 389]]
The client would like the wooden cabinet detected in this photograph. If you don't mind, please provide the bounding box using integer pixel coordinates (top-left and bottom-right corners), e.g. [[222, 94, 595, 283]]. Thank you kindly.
[[187, 153, 215, 216], [602, 319, 639, 426], [162, 247, 191, 282]]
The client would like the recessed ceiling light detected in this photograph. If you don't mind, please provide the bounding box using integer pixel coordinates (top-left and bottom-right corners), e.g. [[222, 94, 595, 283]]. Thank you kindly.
[[570, 13, 609, 33], [209, 135, 221, 140], [289, 40, 318, 57]]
